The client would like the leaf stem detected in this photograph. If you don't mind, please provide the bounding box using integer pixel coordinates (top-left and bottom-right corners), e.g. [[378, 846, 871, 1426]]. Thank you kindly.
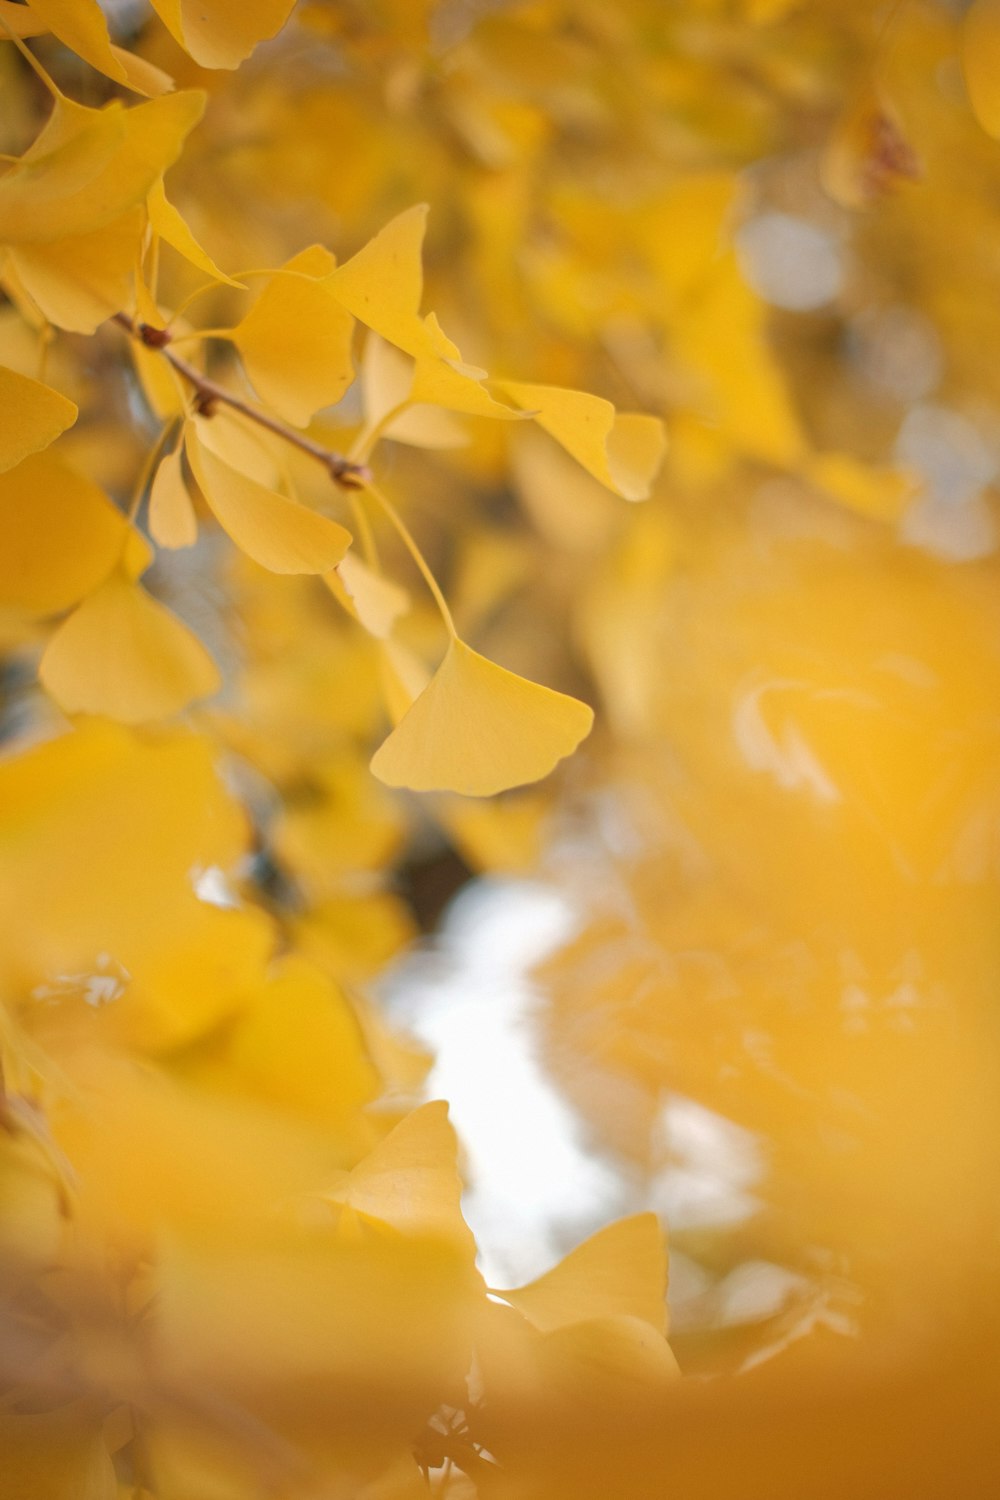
[[127, 418, 175, 523], [362, 479, 458, 640], [0, 10, 65, 98], [113, 312, 369, 489]]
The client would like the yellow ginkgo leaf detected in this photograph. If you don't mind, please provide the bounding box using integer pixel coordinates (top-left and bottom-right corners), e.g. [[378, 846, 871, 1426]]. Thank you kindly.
[[8, 208, 141, 333], [186, 423, 351, 574], [370, 637, 593, 795], [148, 0, 296, 69], [210, 957, 380, 1128], [411, 347, 521, 420], [328, 204, 438, 358], [0, 451, 126, 615], [322, 1100, 475, 1255], [358, 332, 471, 446], [535, 1314, 680, 1408], [496, 1214, 668, 1335], [39, 572, 220, 722], [148, 442, 198, 549], [964, 0, 1000, 138], [230, 266, 355, 425], [0, 365, 76, 473], [0, 99, 123, 244], [0, 91, 205, 244], [497, 381, 666, 499], [24, 0, 170, 95], [326, 553, 409, 639], [146, 180, 243, 288], [110, 46, 175, 98]]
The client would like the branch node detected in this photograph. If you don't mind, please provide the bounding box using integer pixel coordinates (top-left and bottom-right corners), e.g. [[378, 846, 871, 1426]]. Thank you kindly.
[[194, 391, 220, 418], [138, 322, 172, 349], [330, 458, 371, 490]]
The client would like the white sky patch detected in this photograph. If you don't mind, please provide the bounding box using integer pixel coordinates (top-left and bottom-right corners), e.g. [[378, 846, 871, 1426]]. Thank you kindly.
[[384, 879, 628, 1285], [191, 864, 241, 909], [736, 212, 842, 312], [649, 1093, 763, 1231], [897, 403, 999, 560], [384, 877, 770, 1288]]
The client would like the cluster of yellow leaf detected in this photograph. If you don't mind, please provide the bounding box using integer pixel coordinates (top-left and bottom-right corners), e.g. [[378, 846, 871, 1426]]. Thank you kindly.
[[0, 720, 678, 1497], [4, 2, 1000, 1497], [0, 32, 665, 794]]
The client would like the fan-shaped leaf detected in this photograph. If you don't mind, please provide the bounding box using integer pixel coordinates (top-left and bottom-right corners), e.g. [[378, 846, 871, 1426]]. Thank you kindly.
[[40, 572, 220, 722], [186, 423, 351, 574], [231, 268, 354, 425], [148, 442, 198, 549], [370, 638, 593, 795], [498, 381, 665, 499], [0, 365, 77, 473], [148, 0, 296, 69], [497, 1214, 668, 1335], [0, 452, 126, 614]]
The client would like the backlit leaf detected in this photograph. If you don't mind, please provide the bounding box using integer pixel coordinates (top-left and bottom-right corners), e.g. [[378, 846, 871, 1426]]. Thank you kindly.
[[370, 637, 593, 795], [497, 381, 666, 499], [322, 1100, 475, 1254], [0, 365, 76, 473], [39, 571, 221, 722], [497, 1214, 668, 1335], [186, 422, 352, 574], [0, 451, 126, 615]]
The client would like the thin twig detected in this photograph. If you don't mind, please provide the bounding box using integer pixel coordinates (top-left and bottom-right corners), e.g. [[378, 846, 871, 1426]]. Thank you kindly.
[[113, 312, 370, 489]]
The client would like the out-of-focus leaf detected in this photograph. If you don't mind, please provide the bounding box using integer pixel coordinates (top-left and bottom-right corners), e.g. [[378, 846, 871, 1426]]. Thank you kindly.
[[39, 570, 221, 723], [0, 366, 76, 473], [496, 1214, 668, 1335], [0, 451, 126, 615]]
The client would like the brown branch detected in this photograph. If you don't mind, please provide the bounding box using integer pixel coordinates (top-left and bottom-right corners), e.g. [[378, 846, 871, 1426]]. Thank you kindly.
[[113, 312, 370, 488]]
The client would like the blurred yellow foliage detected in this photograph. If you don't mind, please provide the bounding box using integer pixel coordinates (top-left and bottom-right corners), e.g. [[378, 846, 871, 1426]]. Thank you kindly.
[[1, 1, 998, 1496]]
